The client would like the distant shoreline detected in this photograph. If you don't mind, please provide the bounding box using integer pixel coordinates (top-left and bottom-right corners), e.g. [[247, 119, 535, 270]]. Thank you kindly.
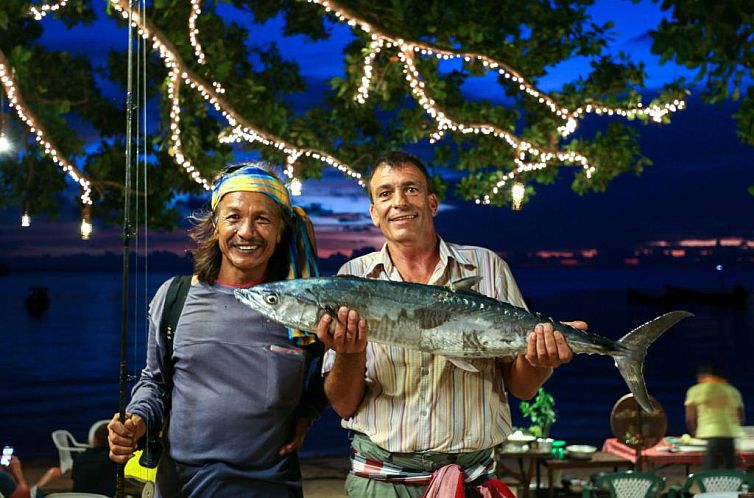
[[3, 251, 753, 276]]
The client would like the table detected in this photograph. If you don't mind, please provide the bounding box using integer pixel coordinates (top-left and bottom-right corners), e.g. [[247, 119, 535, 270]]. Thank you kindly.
[[541, 452, 633, 498], [495, 448, 553, 498], [602, 438, 754, 473]]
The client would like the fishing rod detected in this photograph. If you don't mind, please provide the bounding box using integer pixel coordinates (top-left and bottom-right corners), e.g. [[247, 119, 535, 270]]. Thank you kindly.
[[117, 0, 139, 496]]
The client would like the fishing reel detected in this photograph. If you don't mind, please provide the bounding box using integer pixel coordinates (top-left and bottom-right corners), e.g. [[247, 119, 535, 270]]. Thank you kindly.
[[139, 435, 162, 469]]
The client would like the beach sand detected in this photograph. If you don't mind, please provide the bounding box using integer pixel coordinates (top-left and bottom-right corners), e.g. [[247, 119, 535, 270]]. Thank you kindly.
[[20, 455, 695, 497], [21, 456, 350, 497]]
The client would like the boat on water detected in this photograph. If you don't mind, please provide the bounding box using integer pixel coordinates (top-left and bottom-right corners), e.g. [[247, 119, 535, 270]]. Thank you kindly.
[[627, 284, 748, 309], [25, 286, 50, 316]]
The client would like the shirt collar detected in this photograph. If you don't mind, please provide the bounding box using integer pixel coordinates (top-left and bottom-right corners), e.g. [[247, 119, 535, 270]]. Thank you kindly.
[[364, 242, 393, 279], [365, 236, 476, 279], [439, 237, 474, 268]]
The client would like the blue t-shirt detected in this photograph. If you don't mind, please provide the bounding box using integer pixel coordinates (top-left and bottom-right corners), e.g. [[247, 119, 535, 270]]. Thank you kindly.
[[127, 278, 325, 497]]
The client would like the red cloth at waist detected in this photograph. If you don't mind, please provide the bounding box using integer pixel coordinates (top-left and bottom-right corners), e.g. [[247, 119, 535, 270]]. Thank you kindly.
[[421, 464, 517, 498]]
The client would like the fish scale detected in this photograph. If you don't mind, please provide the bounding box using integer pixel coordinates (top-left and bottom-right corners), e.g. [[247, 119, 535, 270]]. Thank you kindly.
[[234, 275, 693, 413]]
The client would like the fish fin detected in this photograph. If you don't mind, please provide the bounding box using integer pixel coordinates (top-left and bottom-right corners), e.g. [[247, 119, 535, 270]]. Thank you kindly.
[[323, 305, 338, 318], [322, 305, 348, 329], [414, 308, 453, 329], [614, 310, 693, 413], [446, 357, 479, 373], [447, 276, 483, 292]]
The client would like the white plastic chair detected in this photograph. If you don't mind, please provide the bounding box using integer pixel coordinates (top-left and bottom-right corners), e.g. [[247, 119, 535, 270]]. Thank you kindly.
[[87, 419, 111, 445], [51, 429, 89, 474]]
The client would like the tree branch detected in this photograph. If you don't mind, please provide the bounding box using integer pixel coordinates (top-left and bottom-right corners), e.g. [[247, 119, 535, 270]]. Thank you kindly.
[[109, 0, 365, 189], [0, 47, 95, 205]]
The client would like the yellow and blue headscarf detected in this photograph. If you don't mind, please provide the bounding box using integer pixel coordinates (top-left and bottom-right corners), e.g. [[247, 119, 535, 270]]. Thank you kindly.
[[212, 164, 319, 345]]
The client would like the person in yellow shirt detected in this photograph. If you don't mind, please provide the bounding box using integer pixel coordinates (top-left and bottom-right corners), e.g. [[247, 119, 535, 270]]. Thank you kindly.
[[685, 364, 745, 469]]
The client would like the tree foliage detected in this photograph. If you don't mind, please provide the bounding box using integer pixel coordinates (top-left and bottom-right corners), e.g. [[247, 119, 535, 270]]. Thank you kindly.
[[0, 0, 743, 227], [647, 0, 754, 146]]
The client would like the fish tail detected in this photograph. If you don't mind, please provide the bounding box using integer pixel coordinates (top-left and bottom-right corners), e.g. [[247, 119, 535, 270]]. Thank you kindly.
[[613, 311, 693, 413]]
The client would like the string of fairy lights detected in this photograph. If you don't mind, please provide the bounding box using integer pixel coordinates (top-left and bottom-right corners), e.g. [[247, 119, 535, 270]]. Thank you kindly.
[[110, 0, 363, 186], [28, 0, 68, 21], [166, 66, 210, 189], [399, 48, 594, 177], [309, 0, 685, 136], [7, 0, 364, 236], [188, 0, 206, 65], [4, 0, 687, 238], [188, 0, 227, 95], [307, 0, 685, 203], [355, 39, 383, 105], [0, 49, 94, 236]]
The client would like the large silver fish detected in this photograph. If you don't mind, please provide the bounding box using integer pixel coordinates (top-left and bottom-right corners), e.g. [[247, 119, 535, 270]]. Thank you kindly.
[[234, 275, 692, 413]]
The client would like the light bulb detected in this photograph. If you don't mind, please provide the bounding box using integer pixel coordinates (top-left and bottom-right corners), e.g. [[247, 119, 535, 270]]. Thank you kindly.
[[289, 177, 302, 196], [80, 219, 93, 240], [511, 182, 525, 211], [0, 134, 10, 153], [21, 213, 30, 227]]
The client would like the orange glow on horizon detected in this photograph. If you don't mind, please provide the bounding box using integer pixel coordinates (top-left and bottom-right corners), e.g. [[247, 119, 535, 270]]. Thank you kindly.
[[678, 239, 717, 247], [648, 237, 753, 249], [720, 237, 743, 246], [313, 225, 384, 258], [535, 250, 575, 259]]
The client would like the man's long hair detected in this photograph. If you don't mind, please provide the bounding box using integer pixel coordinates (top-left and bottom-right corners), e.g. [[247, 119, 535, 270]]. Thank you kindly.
[[189, 164, 295, 284]]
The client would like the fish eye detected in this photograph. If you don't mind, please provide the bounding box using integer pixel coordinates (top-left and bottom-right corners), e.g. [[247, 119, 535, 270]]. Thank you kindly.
[[265, 293, 278, 305]]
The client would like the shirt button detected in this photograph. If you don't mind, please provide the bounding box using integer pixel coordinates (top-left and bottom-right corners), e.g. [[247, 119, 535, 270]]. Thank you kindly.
[[421, 367, 429, 375], [420, 409, 427, 416]]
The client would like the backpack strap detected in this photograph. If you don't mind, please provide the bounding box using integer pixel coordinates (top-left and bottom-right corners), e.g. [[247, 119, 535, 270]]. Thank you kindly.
[[139, 275, 192, 469], [159, 275, 192, 390]]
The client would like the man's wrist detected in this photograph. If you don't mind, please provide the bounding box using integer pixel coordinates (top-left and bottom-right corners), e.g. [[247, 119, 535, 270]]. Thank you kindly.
[[331, 350, 367, 381], [517, 356, 553, 380], [339, 350, 366, 358]]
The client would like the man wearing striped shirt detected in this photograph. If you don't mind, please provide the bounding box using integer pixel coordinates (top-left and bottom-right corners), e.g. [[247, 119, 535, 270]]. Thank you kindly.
[[316, 151, 586, 497]]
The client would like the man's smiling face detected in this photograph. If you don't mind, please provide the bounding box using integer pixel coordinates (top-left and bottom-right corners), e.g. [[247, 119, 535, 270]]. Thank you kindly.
[[215, 191, 283, 284], [369, 162, 438, 244]]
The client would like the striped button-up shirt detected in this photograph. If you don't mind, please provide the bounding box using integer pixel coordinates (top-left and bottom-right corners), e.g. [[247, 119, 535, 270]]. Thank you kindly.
[[322, 238, 527, 453]]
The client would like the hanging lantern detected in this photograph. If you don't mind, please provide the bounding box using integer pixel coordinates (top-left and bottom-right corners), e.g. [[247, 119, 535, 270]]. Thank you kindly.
[[21, 200, 30, 227], [80, 219, 92, 240], [289, 177, 302, 197], [80, 205, 92, 240], [511, 182, 525, 211]]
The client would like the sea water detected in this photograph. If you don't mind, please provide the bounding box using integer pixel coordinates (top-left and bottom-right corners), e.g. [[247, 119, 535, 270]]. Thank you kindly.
[[1, 267, 752, 459]]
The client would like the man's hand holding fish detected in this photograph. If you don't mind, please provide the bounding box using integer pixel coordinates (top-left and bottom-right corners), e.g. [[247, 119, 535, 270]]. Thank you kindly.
[[317, 306, 368, 355]]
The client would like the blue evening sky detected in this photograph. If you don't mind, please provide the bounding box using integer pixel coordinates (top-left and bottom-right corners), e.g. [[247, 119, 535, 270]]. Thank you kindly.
[[1, 0, 752, 259]]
